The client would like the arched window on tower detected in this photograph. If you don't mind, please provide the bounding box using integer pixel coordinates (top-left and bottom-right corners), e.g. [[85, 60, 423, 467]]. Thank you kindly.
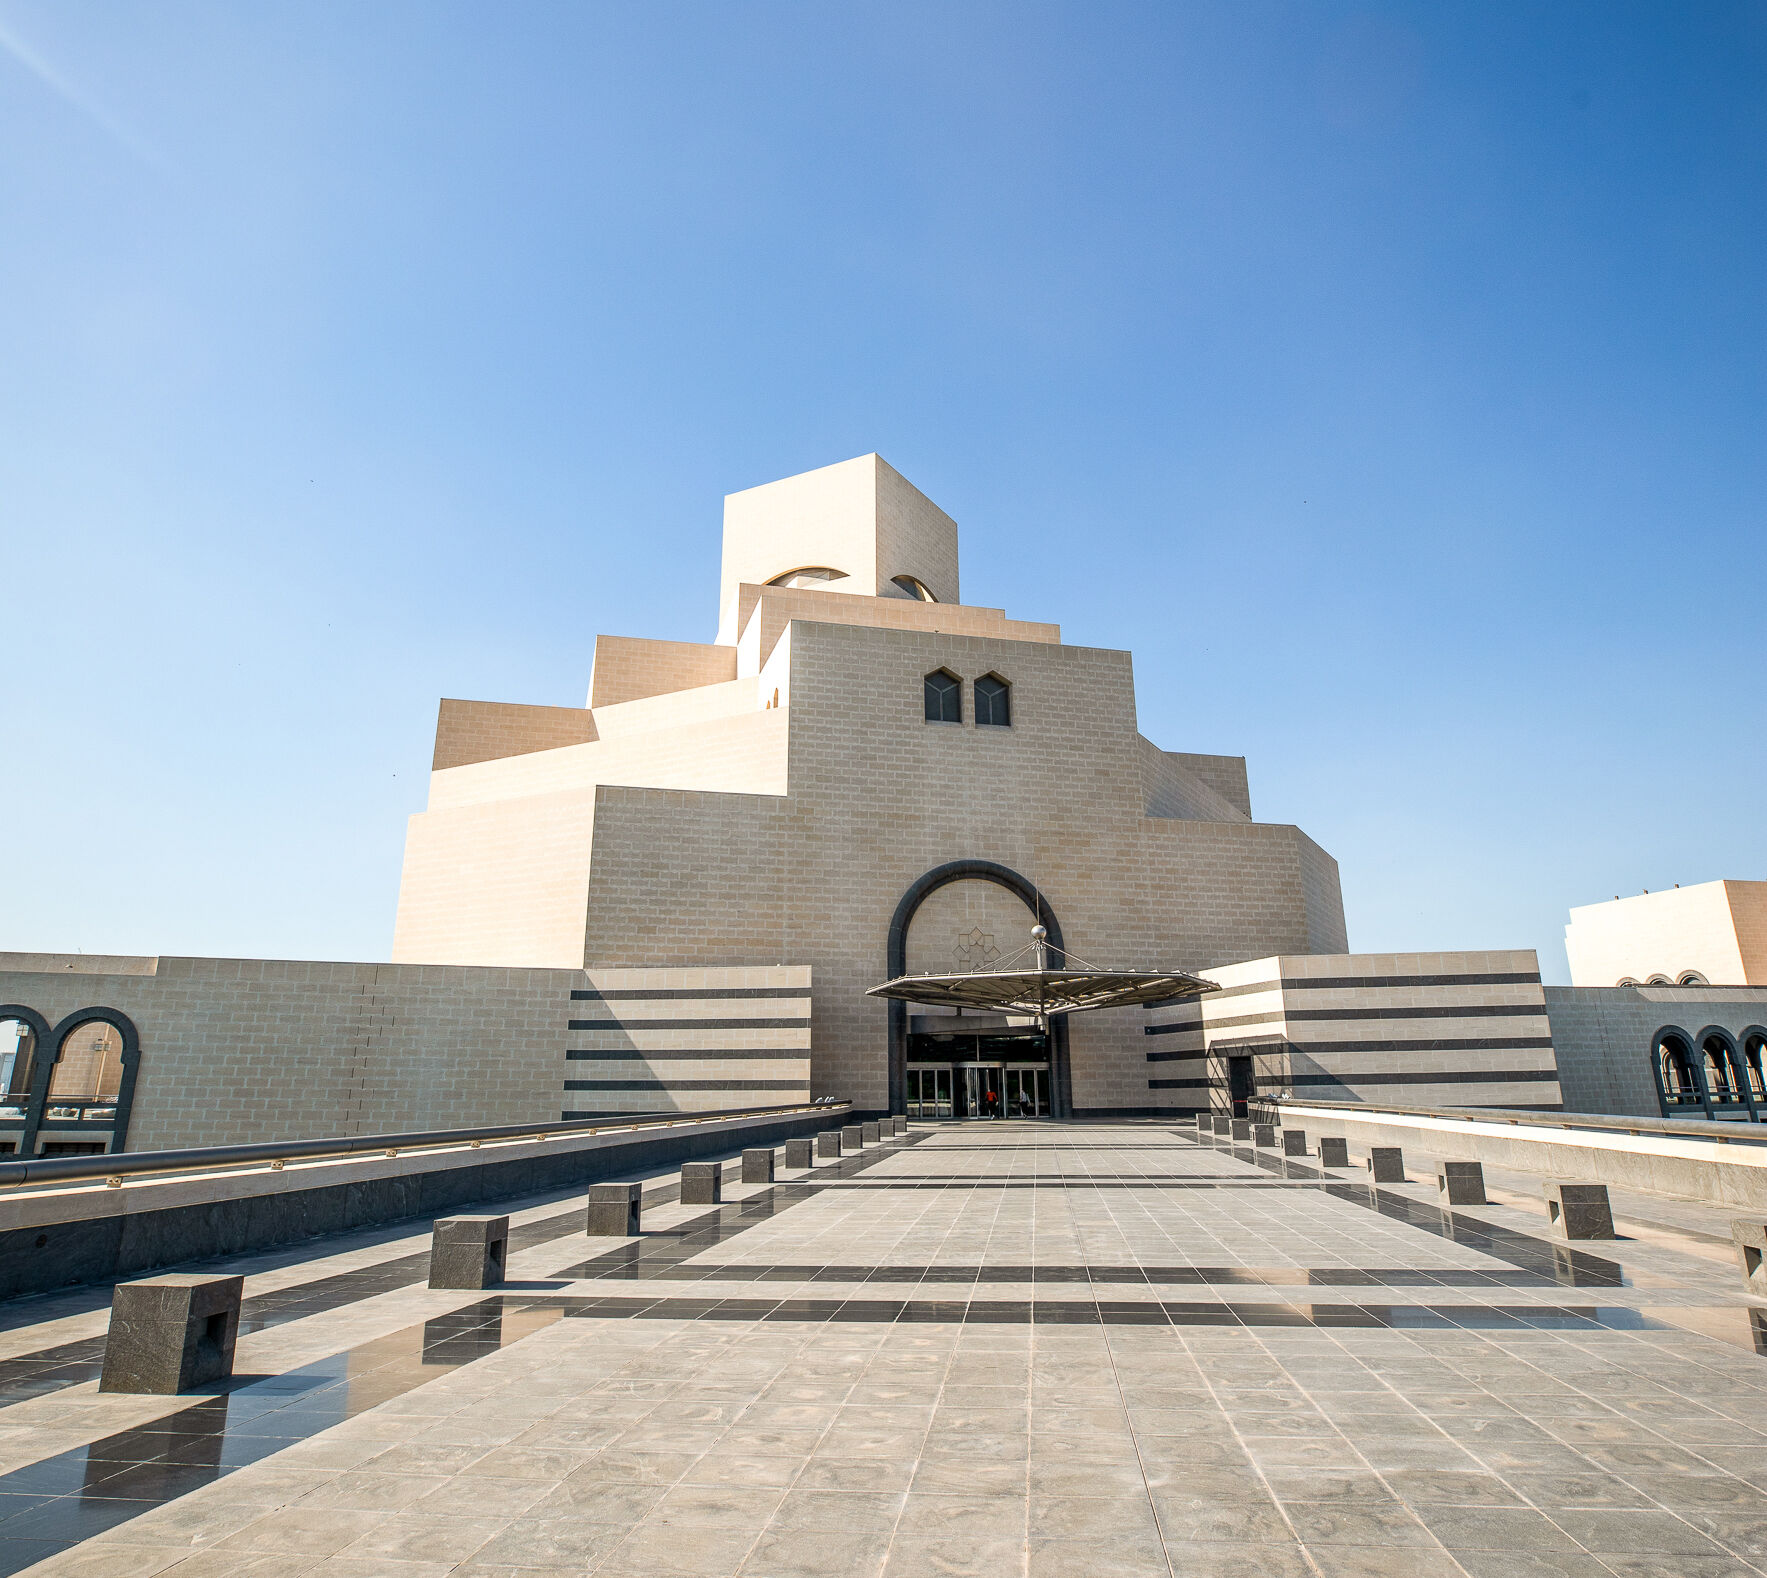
[[975, 674, 1011, 728], [892, 574, 937, 602], [766, 567, 848, 589], [924, 669, 961, 724], [1678, 971, 1710, 986]]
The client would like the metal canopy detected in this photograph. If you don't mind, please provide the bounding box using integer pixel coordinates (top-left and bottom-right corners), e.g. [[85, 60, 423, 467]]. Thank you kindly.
[[867, 966, 1217, 1018]]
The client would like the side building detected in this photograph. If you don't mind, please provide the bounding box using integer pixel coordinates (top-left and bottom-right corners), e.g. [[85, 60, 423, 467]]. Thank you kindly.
[[1142, 951, 1561, 1117]]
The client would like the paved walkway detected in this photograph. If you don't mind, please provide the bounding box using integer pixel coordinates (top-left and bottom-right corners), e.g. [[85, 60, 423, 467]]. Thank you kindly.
[[4, 1120, 1767, 1577]]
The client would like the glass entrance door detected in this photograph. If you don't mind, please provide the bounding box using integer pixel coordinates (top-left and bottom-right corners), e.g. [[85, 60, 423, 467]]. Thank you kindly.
[[1003, 1067, 1049, 1117], [959, 1063, 1004, 1118], [906, 1067, 952, 1119]]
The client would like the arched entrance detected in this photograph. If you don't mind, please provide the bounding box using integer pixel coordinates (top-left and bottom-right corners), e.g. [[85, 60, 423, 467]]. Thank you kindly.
[[885, 860, 1072, 1118]]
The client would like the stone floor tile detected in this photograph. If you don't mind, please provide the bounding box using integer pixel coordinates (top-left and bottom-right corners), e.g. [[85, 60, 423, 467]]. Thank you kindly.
[[739, 1528, 892, 1578], [1546, 1507, 1732, 1557], [210, 1506, 389, 1557], [880, 1534, 1027, 1578], [1025, 1533, 1171, 1578]]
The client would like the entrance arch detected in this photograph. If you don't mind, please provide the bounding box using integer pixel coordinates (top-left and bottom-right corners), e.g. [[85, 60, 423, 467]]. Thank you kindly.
[[885, 860, 1072, 1118]]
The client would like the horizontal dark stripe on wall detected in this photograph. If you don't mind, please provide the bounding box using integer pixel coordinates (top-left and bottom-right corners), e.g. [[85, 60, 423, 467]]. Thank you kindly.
[[568, 1018, 810, 1032], [1171, 1003, 1549, 1034], [563, 1078, 811, 1092], [1283, 1004, 1545, 1023], [1147, 971, 1542, 1013], [570, 988, 809, 1002], [1284, 1037, 1555, 1054], [1146, 1050, 1207, 1064], [1145, 1021, 1206, 1038], [1147, 1077, 1211, 1090], [1271, 1069, 1561, 1088], [567, 1049, 810, 1062]]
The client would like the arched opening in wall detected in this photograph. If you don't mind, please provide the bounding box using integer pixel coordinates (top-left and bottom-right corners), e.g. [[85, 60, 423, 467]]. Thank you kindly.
[[1699, 1029, 1745, 1107], [766, 566, 848, 589], [901, 877, 1050, 1118], [1678, 971, 1710, 986], [1654, 1030, 1702, 1110], [1617, 977, 1641, 987], [891, 574, 937, 602], [1744, 1031, 1767, 1104], [0, 1018, 35, 1110], [48, 1022, 124, 1112], [1647, 975, 1674, 986]]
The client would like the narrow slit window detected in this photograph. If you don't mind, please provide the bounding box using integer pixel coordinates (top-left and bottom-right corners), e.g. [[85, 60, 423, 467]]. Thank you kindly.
[[975, 674, 1011, 727], [924, 669, 961, 724]]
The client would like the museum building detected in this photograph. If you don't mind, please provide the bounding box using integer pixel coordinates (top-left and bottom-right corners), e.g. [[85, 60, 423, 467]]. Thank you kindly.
[[1, 455, 1761, 1154]]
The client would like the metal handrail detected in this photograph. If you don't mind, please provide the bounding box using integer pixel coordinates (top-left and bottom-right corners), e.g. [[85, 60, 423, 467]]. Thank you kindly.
[[1256, 1093, 1767, 1148], [0, 1096, 851, 1191]]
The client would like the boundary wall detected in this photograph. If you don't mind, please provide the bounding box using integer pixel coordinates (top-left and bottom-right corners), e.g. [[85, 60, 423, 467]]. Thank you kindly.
[[0, 1102, 845, 1300], [1261, 1096, 1767, 1211]]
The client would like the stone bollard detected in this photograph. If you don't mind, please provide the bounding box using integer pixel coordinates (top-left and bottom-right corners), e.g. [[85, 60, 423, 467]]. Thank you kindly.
[[1318, 1137, 1349, 1168], [1546, 1181, 1615, 1240], [428, 1215, 509, 1290], [1230, 1119, 1251, 1142], [742, 1148, 776, 1184], [784, 1138, 814, 1168], [1193, 1113, 1210, 1132], [1367, 1147, 1406, 1183], [1210, 1114, 1231, 1135], [1437, 1161, 1487, 1206], [862, 1121, 881, 1144], [1253, 1124, 1277, 1148], [586, 1182, 643, 1236], [681, 1162, 723, 1204], [1282, 1130, 1307, 1157], [1732, 1221, 1767, 1295], [893, 1116, 907, 1135], [100, 1275, 243, 1395], [817, 1131, 843, 1159], [841, 1124, 865, 1150]]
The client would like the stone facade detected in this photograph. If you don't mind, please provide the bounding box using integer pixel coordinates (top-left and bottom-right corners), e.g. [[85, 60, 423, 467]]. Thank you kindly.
[[391, 454, 1348, 1116], [1144, 950, 1562, 1115], [1565, 879, 1767, 987], [0, 954, 809, 1153]]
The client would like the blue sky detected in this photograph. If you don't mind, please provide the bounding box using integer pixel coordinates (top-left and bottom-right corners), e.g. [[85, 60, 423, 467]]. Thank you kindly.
[[1, 2, 1761, 980]]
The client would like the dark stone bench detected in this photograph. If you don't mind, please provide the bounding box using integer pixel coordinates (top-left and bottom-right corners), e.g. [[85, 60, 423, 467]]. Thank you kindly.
[[841, 1124, 864, 1150], [1282, 1130, 1307, 1157], [1318, 1137, 1349, 1168], [742, 1148, 776, 1184], [100, 1274, 242, 1395], [680, 1162, 723, 1204], [1732, 1220, 1767, 1294], [1229, 1119, 1251, 1142], [1545, 1181, 1614, 1239], [817, 1131, 843, 1159], [585, 1182, 642, 1236], [1253, 1124, 1277, 1148], [428, 1215, 508, 1289], [784, 1138, 814, 1168], [861, 1121, 881, 1143], [1437, 1161, 1486, 1206], [1367, 1147, 1405, 1183]]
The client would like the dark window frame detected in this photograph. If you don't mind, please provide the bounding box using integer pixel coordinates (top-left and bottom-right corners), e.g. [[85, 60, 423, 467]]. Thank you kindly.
[[924, 668, 962, 724], [975, 672, 1012, 728]]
